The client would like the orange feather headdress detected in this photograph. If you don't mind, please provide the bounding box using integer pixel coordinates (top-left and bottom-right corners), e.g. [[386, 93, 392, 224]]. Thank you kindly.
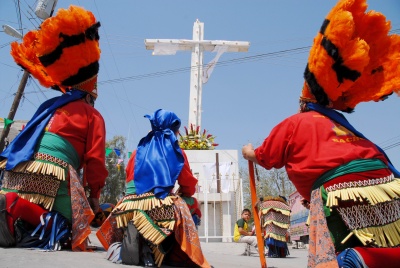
[[10, 5, 101, 98], [301, 0, 400, 112]]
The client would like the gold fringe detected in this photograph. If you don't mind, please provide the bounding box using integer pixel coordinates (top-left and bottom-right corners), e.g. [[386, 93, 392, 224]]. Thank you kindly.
[[306, 212, 311, 226], [0, 159, 66, 181], [155, 220, 175, 230], [151, 245, 165, 268], [264, 232, 287, 243], [116, 212, 167, 246], [342, 218, 400, 247], [116, 195, 176, 212], [115, 211, 135, 228], [0, 159, 6, 169], [263, 220, 290, 229], [261, 207, 290, 216], [326, 179, 400, 207], [16, 193, 54, 210], [134, 212, 167, 245]]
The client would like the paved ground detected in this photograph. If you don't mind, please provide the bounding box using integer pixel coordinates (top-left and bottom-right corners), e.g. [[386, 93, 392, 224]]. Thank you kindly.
[[0, 229, 308, 268]]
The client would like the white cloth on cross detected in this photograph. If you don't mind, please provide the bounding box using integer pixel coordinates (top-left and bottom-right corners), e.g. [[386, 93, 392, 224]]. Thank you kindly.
[[202, 162, 231, 193], [153, 43, 179, 55], [202, 45, 228, 84]]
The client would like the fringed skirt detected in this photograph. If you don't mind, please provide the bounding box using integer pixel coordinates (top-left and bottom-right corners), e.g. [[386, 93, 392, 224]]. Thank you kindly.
[[109, 193, 210, 268], [260, 199, 290, 258], [0, 151, 69, 212], [307, 174, 400, 268]]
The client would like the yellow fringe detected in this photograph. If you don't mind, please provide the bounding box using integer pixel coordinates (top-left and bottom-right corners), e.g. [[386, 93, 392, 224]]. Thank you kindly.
[[326, 179, 400, 207], [263, 220, 290, 229], [116, 211, 168, 246], [151, 245, 165, 268], [134, 212, 168, 245], [264, 232, 287, 243], [261, 207, 290, 216], [155, 220, 175, 230], [6, 192, 55, 210], [0, 159, 6, 169], [306, 212, 311, 226], [0, 159, 65, 181], [341, 218, 400, 247], [116, 195, 176, 212]]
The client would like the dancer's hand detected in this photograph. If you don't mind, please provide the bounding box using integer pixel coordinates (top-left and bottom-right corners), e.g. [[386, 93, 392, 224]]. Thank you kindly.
[[242, 143, 258, 163]]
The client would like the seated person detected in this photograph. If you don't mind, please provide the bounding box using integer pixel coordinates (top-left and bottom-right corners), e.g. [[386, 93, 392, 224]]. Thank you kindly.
[[234, 208, 258, 256]]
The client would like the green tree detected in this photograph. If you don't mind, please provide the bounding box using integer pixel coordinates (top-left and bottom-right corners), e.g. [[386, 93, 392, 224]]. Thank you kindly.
[[100, 135, 127, 204], [240, 164, 295, 210]]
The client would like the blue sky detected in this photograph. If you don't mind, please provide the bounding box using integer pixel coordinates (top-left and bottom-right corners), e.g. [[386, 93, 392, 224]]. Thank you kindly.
[[1, 0, 400, 168]]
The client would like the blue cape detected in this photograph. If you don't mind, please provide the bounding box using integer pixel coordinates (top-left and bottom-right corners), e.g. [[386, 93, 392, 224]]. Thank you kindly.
[[307, 103, 400, 177], [134, 109, 184, 199], [1, 90, 86, 170]]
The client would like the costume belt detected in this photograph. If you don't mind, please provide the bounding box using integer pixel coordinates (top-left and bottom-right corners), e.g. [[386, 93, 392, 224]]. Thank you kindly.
[[37, 132, 80, 170], [312, 158, 388, 191]]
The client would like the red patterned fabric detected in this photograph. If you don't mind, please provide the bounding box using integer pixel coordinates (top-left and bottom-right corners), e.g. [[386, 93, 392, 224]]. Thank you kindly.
[[172, 196, 211, 268], [96, 214, 124, 250], [308, 189, 338, 268], [69, 166, 95, 251]]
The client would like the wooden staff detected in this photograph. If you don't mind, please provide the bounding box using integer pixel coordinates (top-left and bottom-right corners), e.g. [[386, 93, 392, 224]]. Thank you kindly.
[[248, 160, 267, 268]]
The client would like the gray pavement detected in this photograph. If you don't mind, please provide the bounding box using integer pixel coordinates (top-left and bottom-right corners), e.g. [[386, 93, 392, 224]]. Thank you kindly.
[[0, 229, 308, 268]]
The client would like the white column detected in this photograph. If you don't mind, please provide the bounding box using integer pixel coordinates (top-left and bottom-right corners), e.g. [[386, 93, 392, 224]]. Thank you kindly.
[[188, 20, 204, 129]]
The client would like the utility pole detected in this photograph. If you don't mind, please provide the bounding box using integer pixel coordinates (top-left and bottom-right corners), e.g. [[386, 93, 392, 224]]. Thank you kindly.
[[0, 70, 29, 152], [144, 19, 250, 130], [0, 0, 57, 152]]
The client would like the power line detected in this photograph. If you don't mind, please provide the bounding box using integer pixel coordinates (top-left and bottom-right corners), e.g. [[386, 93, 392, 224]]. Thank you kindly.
[[382, 142, 400, 151], [98, 46, 311, 85]]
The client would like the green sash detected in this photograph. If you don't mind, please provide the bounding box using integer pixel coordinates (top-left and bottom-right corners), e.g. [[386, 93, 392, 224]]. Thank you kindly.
[[312, 158, 387, 191]]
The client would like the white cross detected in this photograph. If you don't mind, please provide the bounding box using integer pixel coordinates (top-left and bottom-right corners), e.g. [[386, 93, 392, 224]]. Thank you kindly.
[[144, 19, 250, 130]]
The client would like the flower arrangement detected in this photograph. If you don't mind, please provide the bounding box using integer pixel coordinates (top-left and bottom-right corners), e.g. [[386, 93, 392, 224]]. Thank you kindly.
[[179, 124, 219, 150]]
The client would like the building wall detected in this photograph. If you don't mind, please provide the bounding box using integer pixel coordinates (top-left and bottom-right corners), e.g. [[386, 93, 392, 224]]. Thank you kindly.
[[0, 120, 28, 150], [288, 190, 309, 242], [185, 150, 243, 242]]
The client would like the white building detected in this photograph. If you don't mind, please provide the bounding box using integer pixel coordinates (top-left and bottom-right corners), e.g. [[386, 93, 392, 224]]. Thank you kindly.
[[185, 149, 244, 242], [0, 119, 27, 148]]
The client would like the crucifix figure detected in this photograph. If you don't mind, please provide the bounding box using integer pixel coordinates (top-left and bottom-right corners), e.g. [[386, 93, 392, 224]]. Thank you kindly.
[[144, 19, 250, 130]]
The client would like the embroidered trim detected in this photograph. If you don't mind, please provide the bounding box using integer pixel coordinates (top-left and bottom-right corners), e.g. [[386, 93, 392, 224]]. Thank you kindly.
[[326, 178, 400, 207], [337, 199, 400, 229], [263, 224, 288, 242], [262, 211, 290, 229], [325, 174, 394, 192], [34, 152, 68, 168], [340, 219, 400, 247], [2, 171, 60, 210], [0, 156, 67, 181], [113, 193, 176, 246]]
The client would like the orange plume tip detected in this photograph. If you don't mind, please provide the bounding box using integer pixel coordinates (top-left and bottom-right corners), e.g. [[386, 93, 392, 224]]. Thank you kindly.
[[301, 0, 400, 112], [10, 5, 101, 97]]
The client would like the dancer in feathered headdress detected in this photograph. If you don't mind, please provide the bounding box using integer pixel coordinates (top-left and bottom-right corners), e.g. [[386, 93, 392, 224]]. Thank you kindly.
[[0, 6, 108, 252], [242, 0, 400, 267]]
